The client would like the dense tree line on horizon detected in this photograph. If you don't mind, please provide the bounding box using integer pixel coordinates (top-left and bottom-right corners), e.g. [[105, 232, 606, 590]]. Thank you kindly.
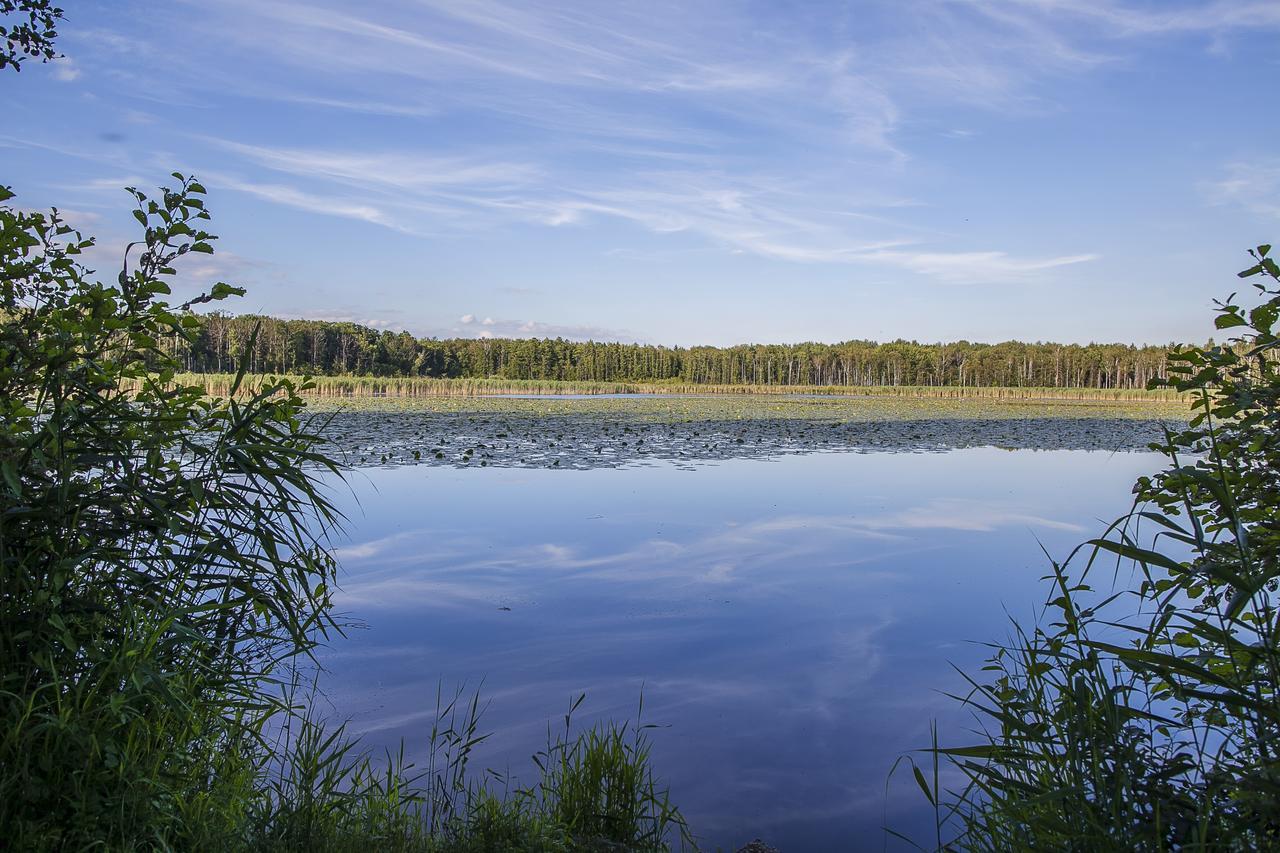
[[176, 312, 1185, 389]]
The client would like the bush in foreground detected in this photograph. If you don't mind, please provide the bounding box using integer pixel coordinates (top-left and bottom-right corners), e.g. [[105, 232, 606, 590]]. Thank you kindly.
[[908, 248, 1280, 850], [0, 177, 690, 851]]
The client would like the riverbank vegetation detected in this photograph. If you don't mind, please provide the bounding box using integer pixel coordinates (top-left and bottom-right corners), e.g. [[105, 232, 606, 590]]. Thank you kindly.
[[175, 372, 1187, 402], [906, 247, 1280, 849], [0, 172, 690, 850], [177, 313, 1182, 391]]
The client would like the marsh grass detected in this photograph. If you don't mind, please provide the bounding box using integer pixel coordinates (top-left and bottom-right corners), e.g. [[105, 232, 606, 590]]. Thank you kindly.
[[173, 373, 1188, 403], [254, 687, 693, 853]]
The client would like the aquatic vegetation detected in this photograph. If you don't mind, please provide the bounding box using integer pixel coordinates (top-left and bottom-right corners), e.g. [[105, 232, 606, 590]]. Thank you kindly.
[[259, 686, 691, 853], [176, 372, 1189, 403], [304, 394, 1190, 470]]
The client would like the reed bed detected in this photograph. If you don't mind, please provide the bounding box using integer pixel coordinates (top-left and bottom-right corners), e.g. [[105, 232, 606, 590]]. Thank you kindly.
[[172, 372, 1187, 403]]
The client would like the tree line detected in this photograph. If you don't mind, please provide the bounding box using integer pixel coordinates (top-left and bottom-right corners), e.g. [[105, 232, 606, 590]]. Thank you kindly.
[[175, 312, 1186, 389]]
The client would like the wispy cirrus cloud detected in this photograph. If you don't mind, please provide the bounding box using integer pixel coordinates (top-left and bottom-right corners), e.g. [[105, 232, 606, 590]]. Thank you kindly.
[[200, 141, 1091, 282], [892, 0, 1280, 125], [210, 174, 408, 232], [1203, 159, 1280, 219], [857, 249, 1099, 283], [965, 0, 1280, 37], [19, 0, 1277, 343], [3, 101, 1099, 289], [170, 0, 893, 156], [205, 139, 541, 192], [122, 0, 1182, 284]]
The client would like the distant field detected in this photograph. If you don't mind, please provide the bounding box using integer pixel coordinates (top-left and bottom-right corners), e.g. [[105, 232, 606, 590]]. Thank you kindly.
[[174, 372, 1188, 403]]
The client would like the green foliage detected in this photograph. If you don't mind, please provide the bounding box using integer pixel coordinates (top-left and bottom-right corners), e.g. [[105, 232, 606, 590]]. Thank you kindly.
[[250, 686, 691, 853], [532, 695, 691, 851], [909, 245, 1280, 850], [0, 175, 692, 850], [0, 175, 343, 847], [0, 0, 62, 71]]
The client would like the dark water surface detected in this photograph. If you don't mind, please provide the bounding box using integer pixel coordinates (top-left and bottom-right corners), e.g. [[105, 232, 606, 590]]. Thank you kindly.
[[317, 446, 1164, 851]]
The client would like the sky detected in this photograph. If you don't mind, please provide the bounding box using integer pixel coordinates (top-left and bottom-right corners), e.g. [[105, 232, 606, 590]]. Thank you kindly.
[[3, 0, 1279, 347]]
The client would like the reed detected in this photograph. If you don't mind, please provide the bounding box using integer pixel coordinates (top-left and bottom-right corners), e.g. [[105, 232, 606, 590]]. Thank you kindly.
[[900, 245, 1280, 850], [254, 685, 691, 852], [172, 372, 1188, 403], [2, 178, 692, 852]]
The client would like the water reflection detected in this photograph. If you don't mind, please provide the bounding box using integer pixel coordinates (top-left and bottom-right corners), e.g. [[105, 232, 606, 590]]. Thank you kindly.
[[318, 448, 1162, 851]]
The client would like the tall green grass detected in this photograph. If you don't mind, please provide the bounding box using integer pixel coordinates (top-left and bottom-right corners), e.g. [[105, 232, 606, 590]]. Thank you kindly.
[[254, 686, 692, 853], [1, 178, 693, 851], [900, 245, 1280, 850]]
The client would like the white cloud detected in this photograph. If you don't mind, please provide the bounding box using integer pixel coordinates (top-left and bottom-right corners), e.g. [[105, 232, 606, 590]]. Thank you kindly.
[[858, 249, 1100, 283], [291, 309, 402, 329], [51, 58, 81, 82], [207, 173, 408, 231], [205, 138, 539, 191], [1204, 159, 1280, 218], [20, 206, 103, 229], [72, 175, 152, 192]]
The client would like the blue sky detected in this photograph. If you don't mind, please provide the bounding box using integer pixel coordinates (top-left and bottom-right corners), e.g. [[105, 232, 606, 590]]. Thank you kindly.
[[4, 0, 1278, 346]]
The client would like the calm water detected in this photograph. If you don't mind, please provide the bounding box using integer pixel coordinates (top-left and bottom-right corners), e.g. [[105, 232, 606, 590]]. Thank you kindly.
[[317, 448, 1163, 851]]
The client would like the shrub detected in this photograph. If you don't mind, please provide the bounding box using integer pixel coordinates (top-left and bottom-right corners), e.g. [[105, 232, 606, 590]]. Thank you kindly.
[[910, 246, 1280, 850], [0, 176, 344, 847], [0, 175, 692, 851]]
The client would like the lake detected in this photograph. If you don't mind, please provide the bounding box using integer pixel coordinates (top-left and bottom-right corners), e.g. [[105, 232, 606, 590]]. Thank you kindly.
[[311, 399, 1178, 851]]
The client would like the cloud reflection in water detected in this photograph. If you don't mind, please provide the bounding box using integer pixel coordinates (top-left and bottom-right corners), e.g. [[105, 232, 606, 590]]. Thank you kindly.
[[317, 448, 1157, 850]]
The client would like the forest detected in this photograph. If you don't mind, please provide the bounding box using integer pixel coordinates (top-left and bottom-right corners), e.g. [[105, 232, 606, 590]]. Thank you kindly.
[[179, 312, 1182, 389]]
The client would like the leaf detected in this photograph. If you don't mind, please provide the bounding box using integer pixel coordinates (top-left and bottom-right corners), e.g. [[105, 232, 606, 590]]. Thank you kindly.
[[912, 764, 935, 806], [1087, 538, 1186, 574], [1, 461, 20, 497], [1215, 313, 1247, 329], [935, 744, 1001, 758], [209, 282, 246, 300], [1250, 302, 1278, 334]]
